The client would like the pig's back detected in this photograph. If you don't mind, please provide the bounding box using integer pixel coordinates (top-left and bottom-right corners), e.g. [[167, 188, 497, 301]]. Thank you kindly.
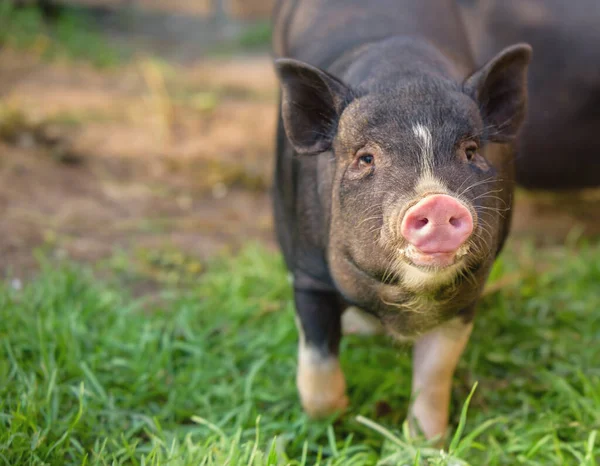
[[459, 0, 600, 189], [273, 0, 473, 73]]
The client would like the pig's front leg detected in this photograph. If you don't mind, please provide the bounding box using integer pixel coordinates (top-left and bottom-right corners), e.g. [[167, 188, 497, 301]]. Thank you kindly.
[[410, 315, 474, 441], [294, 288, 348, 418]]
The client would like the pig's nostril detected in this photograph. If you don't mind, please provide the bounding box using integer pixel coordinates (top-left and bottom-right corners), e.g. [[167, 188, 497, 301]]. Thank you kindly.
[[449, 217, 461, 228], [416, 218, 429, 228]]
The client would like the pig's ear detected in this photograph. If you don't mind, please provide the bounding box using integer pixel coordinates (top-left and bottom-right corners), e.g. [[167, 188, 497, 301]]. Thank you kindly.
[[275, 58, 352, 154], [464, 43, 532, 143]]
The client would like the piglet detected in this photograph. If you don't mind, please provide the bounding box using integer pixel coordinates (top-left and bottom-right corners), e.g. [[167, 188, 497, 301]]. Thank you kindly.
[[272, 0, 531, 440]]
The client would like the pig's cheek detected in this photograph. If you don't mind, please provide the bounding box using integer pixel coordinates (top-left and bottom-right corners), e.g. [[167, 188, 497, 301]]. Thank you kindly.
[[296, 343, 348, 418]]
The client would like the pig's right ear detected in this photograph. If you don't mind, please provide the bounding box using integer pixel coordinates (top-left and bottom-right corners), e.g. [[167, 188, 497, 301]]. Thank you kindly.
[[275, 58, 352, 154]]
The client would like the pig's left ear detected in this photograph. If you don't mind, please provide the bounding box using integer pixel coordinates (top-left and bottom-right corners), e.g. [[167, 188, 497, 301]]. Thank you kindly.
[[275, 58, 353, 154], [463, 43, 532, 142]]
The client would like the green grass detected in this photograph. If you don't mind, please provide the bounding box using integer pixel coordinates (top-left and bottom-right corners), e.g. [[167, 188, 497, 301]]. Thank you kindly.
[[238, 21, 272, 49], [1, 242, 599, 465], [0, 3, 120, 68]]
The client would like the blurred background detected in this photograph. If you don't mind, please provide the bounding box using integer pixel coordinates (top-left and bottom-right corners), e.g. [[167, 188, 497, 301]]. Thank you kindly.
[[0, 0, 598, 284], [1, 0, 278, 284]]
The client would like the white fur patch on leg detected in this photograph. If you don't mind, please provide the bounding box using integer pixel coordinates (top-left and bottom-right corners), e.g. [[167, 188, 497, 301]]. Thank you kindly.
[[295, 319, 348, 417], [342, 306, 384, 336], [409, 318, 473, 441]]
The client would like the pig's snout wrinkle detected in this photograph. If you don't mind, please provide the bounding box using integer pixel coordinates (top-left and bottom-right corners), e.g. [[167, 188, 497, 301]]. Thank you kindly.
[[400, 194, 473, 261]]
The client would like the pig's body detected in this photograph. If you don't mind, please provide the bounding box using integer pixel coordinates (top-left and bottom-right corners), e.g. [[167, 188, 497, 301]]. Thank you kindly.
[[272, 0, 530, 440], [273, 0, 511, 330], [459, 0, 600, 189]]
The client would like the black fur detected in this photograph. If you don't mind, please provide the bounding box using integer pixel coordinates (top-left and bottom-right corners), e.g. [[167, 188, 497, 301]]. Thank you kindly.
[[459, 0, 600, 189], [272, 0, 530, 355]]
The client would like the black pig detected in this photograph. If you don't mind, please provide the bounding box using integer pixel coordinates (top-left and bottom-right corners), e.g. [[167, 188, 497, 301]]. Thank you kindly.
[[272, 0, 531, 440], [459, 0, 600, 189]]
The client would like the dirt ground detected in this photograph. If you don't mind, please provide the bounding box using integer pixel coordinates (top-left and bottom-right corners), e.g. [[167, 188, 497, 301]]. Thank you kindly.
[[0, 48, 278, 278], [1, 47, 599, 281]]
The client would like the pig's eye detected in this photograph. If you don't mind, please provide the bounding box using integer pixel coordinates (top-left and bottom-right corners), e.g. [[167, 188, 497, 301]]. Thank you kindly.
[[358, 154, 374, 166], [349, 149, 378, 179], [458, 141, 490, 171], [465, 146, 477, 161], [458, 141, 479, 163]]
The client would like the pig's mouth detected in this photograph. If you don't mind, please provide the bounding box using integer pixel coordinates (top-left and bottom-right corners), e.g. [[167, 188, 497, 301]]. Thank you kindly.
[[400, 243, 470, 270]]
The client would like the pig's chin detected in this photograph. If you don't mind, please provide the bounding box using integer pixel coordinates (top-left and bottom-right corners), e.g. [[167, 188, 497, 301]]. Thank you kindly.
[[400, 243, 470, 271]]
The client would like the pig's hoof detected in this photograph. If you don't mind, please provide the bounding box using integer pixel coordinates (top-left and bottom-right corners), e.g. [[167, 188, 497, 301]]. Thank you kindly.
[[302, 392, 349, 418], [297, 354, 348, 418], [342, 306, 384, 336], [408, 404, 448, 445]]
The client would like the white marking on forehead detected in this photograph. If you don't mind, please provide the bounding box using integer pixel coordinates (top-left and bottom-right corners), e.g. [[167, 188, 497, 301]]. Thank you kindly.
[[413, 124, 434, 178], [411, 124, 448, 195]]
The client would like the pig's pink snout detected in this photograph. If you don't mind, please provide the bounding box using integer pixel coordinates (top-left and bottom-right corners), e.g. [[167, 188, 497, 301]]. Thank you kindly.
[[400, 195, 473, 254]]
